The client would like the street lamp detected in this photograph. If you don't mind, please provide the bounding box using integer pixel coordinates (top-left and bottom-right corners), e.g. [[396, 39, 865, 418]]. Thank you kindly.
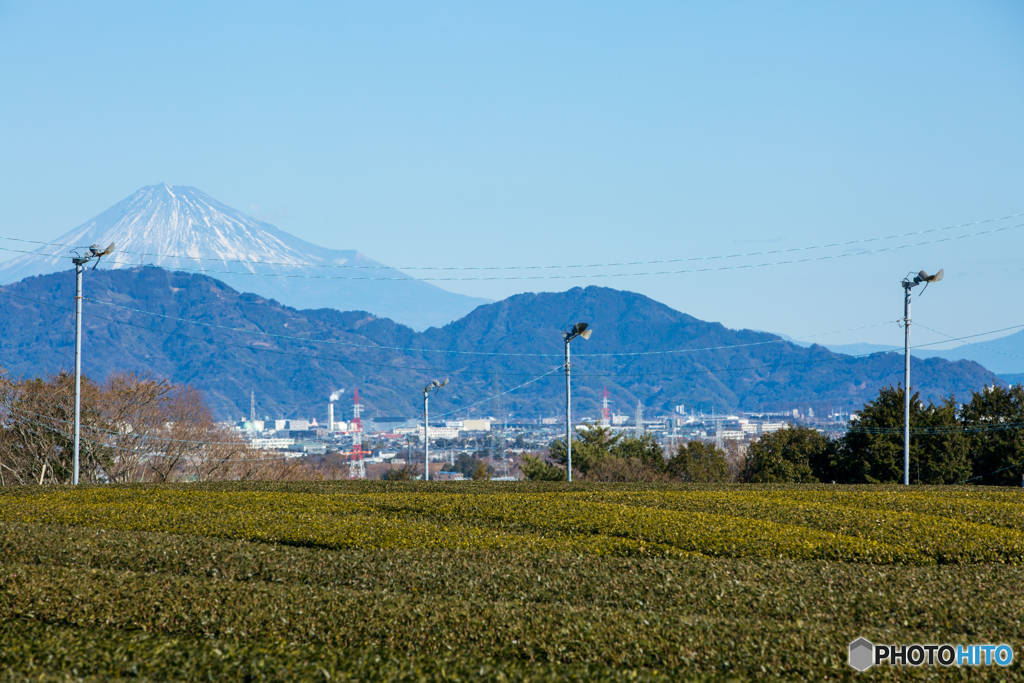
[[563, 322, 592, 482], [901, 268, 943, 486], [69, 242, 115, 485], [422, 378, 448, 481]]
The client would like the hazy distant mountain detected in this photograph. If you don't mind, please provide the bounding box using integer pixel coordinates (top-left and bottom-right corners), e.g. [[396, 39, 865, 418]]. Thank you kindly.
[[914, 329, 1024, 374], [0, 184, 489, 330], [822, 343, 901, 356], [0, 269, 1000, 420], [790, 335, 1024, 375]]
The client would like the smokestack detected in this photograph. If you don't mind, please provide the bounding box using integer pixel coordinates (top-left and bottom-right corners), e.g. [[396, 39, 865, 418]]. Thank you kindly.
[[328, 402, 335, 432]]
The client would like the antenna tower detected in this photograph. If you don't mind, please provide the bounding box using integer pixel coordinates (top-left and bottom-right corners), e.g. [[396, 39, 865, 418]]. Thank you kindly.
[[601, 387, 611, 428]]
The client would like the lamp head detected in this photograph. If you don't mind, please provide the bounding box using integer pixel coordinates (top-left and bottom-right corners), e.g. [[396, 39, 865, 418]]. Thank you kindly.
[[565, 322, 592, 342], [425, 378, 449, 394], [911, 268, 944, 294], [87, 242, 116, 269]]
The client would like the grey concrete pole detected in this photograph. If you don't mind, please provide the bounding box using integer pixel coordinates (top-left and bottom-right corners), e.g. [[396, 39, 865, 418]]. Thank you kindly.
[[903, 284, 912, 486], [565, 338, 572, 482], [73, 262, 84, 486], [424, 391, 430, 481]]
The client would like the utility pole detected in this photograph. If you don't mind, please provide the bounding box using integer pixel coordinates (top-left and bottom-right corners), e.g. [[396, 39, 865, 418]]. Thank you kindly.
[[69, 242, 115, 486], [565, 338, 572, 482], [902, 280, 912, 488], [901, 269, 943, 487], [422, 379, 448, 481], [562, 323, 591, 483], [72, 259, 85, 486], [424, 390, 430, 481]]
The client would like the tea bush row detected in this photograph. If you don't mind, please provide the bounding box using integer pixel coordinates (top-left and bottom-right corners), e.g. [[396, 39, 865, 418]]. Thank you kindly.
[[3, 521, 1024, 679], [7, 485, 1023, 564]]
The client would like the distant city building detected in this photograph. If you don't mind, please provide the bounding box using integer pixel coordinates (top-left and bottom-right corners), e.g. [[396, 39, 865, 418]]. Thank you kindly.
[[461, 419, 492, 431], [289, 428, 327, 439], [287, 441, 326, 455], [435, 471, 465, 481], [611, 414, 629, 426], [288, 419, 310, 431], [807, 407, 815, 418], [718, 430, 745, 441], [273, 419, 288, 431], [674, 404, 686, 415], [394, 425, 462, 439], [249, 437, 294, 450], [761, 422, 787, 434]]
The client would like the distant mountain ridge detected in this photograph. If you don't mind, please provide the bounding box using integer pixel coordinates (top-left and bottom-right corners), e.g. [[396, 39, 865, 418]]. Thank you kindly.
[[786, 334, 1024, 375], [0, 184, 489, 330], [0, 269, 1000, 421]]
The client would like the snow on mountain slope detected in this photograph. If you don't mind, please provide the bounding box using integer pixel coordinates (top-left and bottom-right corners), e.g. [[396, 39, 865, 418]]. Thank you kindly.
[[0, 184, 489, 330]]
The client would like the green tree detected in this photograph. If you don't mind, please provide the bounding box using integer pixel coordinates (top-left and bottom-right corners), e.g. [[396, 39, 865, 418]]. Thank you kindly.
[[611, 433, 667, 472], [743, 426, 832, 483], [914, 396, 971, 484], [519, 453, 566, 481], [451, 453, 478, 479], [668, 441, 730, 483], [380, 464, 416, 481], [471, 460, 493, 481], [548, 424, 622, 476], [960, 384, 1024, 486], [836, 385, 968, 484]]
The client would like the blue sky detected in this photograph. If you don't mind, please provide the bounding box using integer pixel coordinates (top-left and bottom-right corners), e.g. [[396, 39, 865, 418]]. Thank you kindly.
[[1, 1, 1022, 347]]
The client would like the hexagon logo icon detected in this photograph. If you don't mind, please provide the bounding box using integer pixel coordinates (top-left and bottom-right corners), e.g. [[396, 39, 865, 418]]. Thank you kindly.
[[849, 637, 874, 672]]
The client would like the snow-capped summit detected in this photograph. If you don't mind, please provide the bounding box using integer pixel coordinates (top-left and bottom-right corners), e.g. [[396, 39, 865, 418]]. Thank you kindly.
[[0, 184, 489, 330]]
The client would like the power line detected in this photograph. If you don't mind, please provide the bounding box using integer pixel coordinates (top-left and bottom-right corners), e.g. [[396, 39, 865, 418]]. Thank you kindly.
[[430, 366, 564, 420], [4, 284, 1022, 382], [83, 296, 900, 358], [0, 284, 905, 365], [5, 403, 249, 446], [0, 287, 549, 377], [3, 211, 1022, 272], [848, 421, 1024, 435], [2, 219, 1022, 281], [914, 323, 1024, 363], [965, 461, 1024, 483], [7, 410, 308, 462], [572, 324, 1024, 378]]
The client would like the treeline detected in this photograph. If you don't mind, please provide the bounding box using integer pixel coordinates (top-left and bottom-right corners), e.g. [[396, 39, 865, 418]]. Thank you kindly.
[[529, 384, 1024, 485], [748, 384, 1024, 485], [524, 428, 740, 483], [0, 369, 309, 485]]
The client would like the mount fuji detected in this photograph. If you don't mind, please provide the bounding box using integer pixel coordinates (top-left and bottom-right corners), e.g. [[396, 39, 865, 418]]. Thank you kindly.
[[0, 184, 489, 330]]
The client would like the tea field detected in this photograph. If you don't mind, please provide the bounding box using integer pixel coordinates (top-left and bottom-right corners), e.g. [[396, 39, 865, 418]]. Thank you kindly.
[[1, 482, 1022, 681]]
